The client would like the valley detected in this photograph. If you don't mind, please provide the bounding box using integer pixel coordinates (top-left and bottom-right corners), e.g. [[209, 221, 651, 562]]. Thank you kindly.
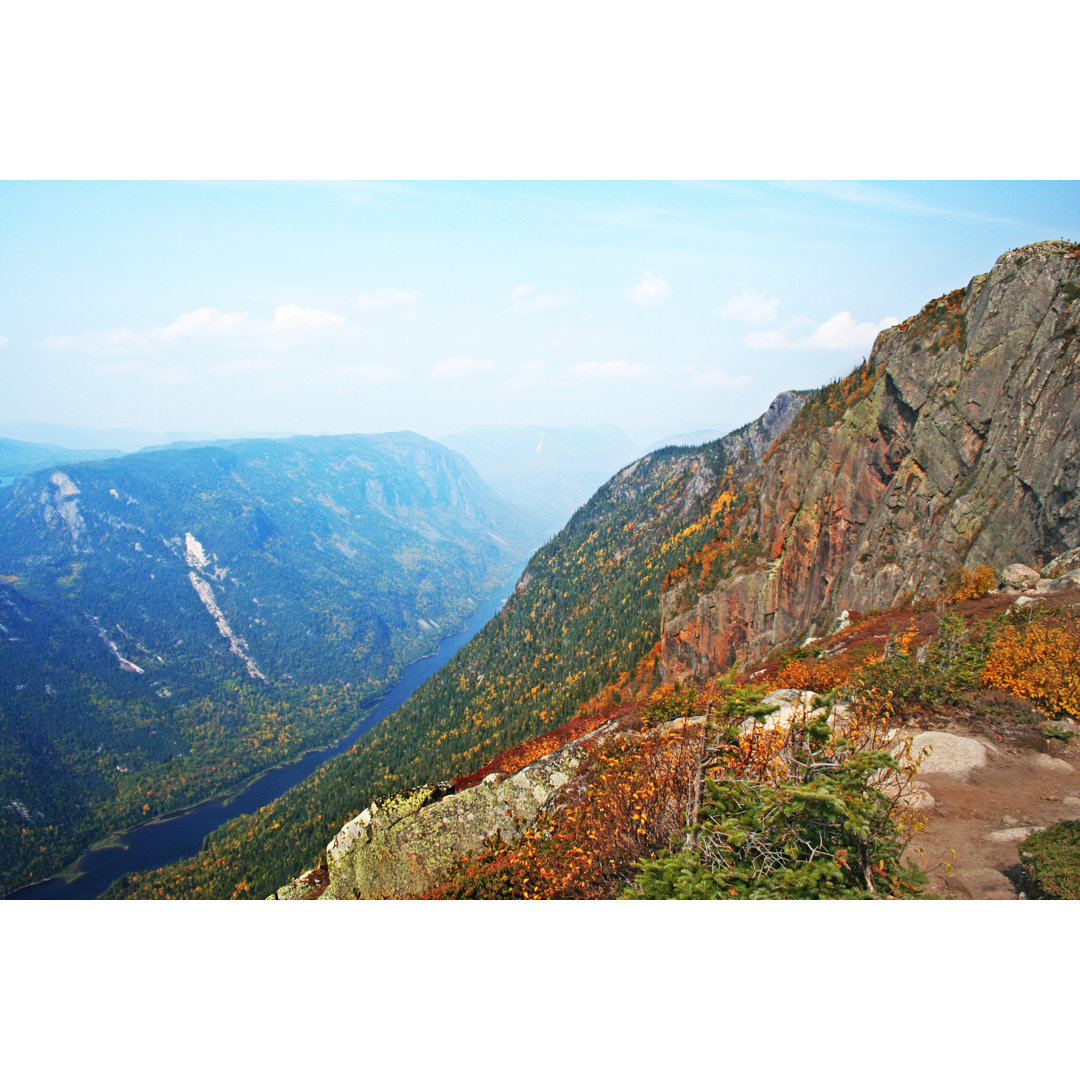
[[4, 240, 1080, 902], [0, 432, 534, 893]]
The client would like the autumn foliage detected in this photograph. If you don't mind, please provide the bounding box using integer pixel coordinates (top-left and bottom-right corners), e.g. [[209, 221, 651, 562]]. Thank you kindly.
[[425, 672, 927, 900], [981, 615, 1080, 719], [773, 642, 881, 693], [424, 722, 701, 899], [942, 563, 997, 603]]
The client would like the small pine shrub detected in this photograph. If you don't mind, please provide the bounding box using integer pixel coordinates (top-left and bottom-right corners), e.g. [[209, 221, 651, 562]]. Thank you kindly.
[[630, 746, 925, 900], [852, 612, 990, 712], [642, 682, 701, 725], [1018, 821, 1080, 899]]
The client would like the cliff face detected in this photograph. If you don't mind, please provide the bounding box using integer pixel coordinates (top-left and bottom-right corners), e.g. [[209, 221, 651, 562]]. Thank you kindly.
[[661, 241, 1080, 679]]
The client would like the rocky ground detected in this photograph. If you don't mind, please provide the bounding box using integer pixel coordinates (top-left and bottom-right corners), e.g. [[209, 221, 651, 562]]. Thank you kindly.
[[900, 719, 1079, 899]]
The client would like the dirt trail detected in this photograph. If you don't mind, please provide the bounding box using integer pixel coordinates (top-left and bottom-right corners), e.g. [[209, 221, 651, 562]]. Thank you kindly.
[[902, 727, 1080, 898]]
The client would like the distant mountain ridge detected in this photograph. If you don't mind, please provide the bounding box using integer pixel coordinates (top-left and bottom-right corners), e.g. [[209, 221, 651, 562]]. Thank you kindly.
[[0, 430, 532, 892], [437, 423, 639, 534], [0, 438, 123, 486]]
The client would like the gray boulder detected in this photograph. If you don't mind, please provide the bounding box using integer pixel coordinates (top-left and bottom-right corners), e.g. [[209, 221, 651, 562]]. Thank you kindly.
[[322, 740, 588, 899], [1035, 568, 1080, 594], [910, 731, 991, 780], [948, 867, 1016, 900], [1044, 547, 1080, 578], [1000, 563, 1041, 591]]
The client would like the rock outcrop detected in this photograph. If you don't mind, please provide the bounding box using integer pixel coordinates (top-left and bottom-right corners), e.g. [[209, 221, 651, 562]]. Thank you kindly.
[[661, 241, 1080, 678], [314, 737, 593, 899]]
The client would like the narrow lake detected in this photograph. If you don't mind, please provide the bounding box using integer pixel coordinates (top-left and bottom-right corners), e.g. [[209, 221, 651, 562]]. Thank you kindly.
[[6, 566, 522, 900]]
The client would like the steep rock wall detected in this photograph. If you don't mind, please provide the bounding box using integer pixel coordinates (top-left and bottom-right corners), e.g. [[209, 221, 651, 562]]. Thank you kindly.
[[661, 241, 1080, 679]]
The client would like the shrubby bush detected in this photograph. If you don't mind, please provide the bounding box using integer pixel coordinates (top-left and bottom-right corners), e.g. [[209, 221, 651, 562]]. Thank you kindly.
[[1018, 821, 1080, 899]]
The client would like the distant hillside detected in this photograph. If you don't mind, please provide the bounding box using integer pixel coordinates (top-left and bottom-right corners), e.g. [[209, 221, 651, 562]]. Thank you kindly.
[[643, 427, 727, 454], [0, 431, 532, 892], [0, 421, 217, 453], [0, 438, 123, 487], [113, 394, 802, 897], [438, 424, 639, 534]]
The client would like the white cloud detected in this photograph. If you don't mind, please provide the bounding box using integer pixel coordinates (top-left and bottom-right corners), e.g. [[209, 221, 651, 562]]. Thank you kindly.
[[157, 307, 250, 343], [267, 304, 346, 346], [746, 311, 900, 351], [717, 289, 781, 323], [507, 284, 571, 315], [804, 311, 901, 351], [432, 356, 496, 379], [691, 369, 753, 391], [38, 303, 349, 356], [567, 360, 654, 379], [0, 336, 8, 349], [356, 287, 418, 310], [626, 270, 672, 308]]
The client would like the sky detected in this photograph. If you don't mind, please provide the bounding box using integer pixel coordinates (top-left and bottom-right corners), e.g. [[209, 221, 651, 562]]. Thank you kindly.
[[2, 180, 1077, 449]]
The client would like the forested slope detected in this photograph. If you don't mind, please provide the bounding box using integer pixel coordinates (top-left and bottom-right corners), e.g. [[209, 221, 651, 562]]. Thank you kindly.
[[1, 432, 530, 893], [107, 394, 803, 897]]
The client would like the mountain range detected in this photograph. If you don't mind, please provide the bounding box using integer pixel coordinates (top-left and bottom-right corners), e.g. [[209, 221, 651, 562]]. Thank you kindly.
[[6, 239, 1080, 900], [99, 239, 1080, 901], [0, 432, 532, 891]]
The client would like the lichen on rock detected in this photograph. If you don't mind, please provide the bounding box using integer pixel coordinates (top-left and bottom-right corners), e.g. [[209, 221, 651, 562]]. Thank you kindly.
[[321, 741, 587, 899]]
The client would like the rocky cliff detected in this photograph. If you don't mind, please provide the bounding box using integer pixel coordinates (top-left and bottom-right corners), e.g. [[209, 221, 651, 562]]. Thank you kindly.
[[661, 240, 1080, 679]]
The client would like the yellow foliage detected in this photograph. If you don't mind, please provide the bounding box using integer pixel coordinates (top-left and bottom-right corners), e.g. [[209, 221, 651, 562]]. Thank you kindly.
[[981, 620, 1080, 719], [945, 563, 996, 603]]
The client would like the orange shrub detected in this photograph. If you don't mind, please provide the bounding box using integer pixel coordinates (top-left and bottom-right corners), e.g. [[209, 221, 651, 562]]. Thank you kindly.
[[426, 723, 700, 899], [944, 563, 996, 603], [981, 620, 1080, 719], [773, 642, 882, 693]]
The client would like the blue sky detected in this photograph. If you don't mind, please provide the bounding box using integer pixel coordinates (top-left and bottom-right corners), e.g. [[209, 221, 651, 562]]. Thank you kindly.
[[2, 180, 1078, 447]]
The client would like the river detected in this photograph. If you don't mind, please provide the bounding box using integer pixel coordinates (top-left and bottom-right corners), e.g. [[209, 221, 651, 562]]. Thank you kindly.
[[5, 565, 523, 900]]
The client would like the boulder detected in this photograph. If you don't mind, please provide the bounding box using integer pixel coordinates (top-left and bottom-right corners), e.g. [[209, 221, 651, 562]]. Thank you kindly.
[[948, 867, 1016, 900], [267, 865, 328, 900], [910, 731, 991, 780], [898, 788, 936, 812], [1008, 595, 1043, 612], [1036, 568, 1080, 594], [740, 689, 825, 733], [1029, 753, 1074, 773], [1044, 547, 1080, 578], [1001, 563, 1041, 591], [986, 826, 1039, 843]]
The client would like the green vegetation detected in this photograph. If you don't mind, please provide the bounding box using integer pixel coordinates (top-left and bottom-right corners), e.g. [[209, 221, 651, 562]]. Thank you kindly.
[[1018, 821, 1080, 899], [0, 433, 531, 893], [107, 409, 799, 898], [631, 750, 925, 899], [850, 612, 994, 711]]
